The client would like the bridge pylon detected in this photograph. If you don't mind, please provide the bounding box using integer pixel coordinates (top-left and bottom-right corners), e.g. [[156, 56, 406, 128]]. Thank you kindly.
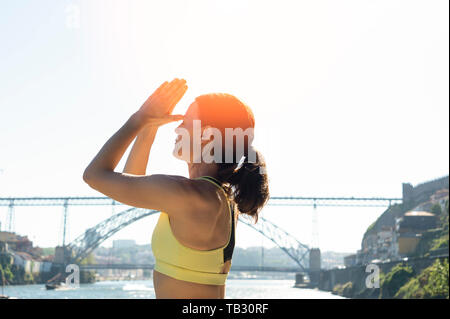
[[308, 248, 321, 286]]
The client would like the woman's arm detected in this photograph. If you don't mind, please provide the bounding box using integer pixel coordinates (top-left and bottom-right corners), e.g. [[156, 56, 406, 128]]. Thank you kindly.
[[83, 112, 181, 183], [82, 112, 187, 211], [82, 78, 192, 212], [123, 125, 158, 175], [83, 112, 145, 178], [123, 78, 187, 175]]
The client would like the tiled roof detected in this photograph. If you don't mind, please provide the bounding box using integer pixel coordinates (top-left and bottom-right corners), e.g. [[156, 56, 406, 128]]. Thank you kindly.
[[404, 211, 435, 217]]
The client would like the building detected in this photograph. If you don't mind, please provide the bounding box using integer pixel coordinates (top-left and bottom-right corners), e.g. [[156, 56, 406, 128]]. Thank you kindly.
[[415, 189, 449, 212], [397, 233, 421, 255], [398, 211, 437, 232], [12, 251, 52, 274], [0, 231, 16, 243], [396, 211, 437, 256], [0, 241, 9, 253], [0, 231, 33, 253], [0, 231, 52, 277], [358, 226, 398, 263], [375, 227, 397, 260], [360, 233, 378, 263], [352, 177, 449, 265]]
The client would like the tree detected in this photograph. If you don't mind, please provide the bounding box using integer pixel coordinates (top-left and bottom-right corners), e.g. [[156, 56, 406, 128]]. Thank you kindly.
[[380, 263, 414, 298], [396, 259, 449, 299]]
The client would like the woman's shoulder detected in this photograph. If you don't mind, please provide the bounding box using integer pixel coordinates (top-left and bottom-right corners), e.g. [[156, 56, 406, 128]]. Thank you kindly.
[[152, 174, 223, 219], [189, 177, 225, 214], [147, 174, 205, 198]]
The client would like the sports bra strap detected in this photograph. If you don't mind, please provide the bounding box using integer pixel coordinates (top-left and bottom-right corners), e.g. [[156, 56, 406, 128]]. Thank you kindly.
[[195, 175, 235, 262], [195, 176, 230, 198], [196, 175, 223, 189]]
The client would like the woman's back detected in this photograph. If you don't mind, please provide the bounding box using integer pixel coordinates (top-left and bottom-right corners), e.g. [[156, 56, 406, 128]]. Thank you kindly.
[[151, 176, 236, 298], [164, 176, 234, 251]]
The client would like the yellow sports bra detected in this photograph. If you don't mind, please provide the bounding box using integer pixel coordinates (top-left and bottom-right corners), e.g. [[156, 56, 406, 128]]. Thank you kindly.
[[151, 176, 236, 285]]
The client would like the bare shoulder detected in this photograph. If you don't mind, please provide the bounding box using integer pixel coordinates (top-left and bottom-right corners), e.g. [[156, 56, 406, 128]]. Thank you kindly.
[[173, 177, 224, 223]]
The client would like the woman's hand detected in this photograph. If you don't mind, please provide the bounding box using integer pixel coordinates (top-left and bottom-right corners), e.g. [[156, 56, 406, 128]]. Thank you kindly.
[[134, 78, 187, 127]]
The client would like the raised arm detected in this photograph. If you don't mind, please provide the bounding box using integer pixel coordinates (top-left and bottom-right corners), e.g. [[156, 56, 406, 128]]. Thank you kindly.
[[123, 79, 187, 175], [83, 78, 190, 213], [123, 125, 158, 175]]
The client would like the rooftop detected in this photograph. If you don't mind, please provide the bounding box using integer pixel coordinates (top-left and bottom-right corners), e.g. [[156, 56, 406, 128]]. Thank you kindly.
[[404, 211, 435, 217]]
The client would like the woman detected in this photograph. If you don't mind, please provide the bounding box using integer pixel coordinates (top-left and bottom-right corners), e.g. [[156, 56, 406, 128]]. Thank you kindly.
[[83, 78, 269, 298]]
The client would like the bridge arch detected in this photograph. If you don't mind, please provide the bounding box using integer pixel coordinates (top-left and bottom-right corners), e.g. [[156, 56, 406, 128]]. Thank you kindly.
[[67, 207, 310, 271], [67, 207, 159, 262]]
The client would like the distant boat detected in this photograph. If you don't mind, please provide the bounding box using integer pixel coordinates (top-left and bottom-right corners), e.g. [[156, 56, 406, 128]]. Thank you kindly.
[[45, 272, 69, 290], [45, 283, 59, 290], [45, 282, 72, 291]]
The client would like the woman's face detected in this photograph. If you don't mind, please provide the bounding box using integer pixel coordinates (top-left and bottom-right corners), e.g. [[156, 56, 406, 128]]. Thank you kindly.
[[172, 101, 202, 162], [173, 99, 254, 164]]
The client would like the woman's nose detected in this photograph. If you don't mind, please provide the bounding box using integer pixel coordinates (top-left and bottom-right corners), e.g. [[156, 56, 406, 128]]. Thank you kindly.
[[174, 125, 183, 134]]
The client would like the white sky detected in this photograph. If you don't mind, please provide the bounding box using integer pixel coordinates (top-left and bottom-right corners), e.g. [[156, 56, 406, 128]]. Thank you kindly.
[[0, 0, 448, 253]]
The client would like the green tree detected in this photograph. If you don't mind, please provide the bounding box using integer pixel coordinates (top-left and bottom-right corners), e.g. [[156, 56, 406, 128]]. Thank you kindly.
[[396, 259, 449, 299], [79, 253, 96, 265], [442, 199, 449, 231], [431, 203, 444, 227], [380, 263, 415, 298], [431, 203, 443, 216], [423, 259, 449, 298], [78, 253, 96, 284]]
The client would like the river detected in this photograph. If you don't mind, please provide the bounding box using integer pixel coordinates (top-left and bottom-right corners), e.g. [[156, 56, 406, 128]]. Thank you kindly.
[[2, 278, 343, 299]]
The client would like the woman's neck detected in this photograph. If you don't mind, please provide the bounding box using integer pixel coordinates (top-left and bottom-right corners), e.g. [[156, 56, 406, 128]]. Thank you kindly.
[[188, 163, 218, 179]]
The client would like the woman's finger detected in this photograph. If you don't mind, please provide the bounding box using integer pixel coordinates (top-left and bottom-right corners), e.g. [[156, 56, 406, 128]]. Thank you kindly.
[[161, 78, 178, 93], [165, 78, 186, 98], [154, 81, 169, 95], [144, 81, 169, 106], [168, 84, 187, 107], [167, 114, 185, 121], [168, 85, 188, 113]]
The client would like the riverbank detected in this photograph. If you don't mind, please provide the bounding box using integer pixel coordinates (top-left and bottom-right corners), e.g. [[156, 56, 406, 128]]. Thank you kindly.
[[318, 256, 449, 298]]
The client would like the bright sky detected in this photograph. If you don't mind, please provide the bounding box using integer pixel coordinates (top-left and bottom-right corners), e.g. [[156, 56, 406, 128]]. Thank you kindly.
[[0, 1, 448, 254]]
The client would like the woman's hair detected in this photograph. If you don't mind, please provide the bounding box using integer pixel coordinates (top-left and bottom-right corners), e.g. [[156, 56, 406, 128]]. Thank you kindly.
[[194, 93, 270, 223]]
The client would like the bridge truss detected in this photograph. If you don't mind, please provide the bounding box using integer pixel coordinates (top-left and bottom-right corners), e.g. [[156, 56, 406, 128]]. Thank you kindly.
[[0, 195, 402, 270], [67, 207, 159, 263]]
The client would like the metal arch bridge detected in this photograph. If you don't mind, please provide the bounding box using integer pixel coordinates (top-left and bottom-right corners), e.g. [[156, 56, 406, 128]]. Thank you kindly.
[[64, 207, 311, 271], [0, 195, 402, 272]]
